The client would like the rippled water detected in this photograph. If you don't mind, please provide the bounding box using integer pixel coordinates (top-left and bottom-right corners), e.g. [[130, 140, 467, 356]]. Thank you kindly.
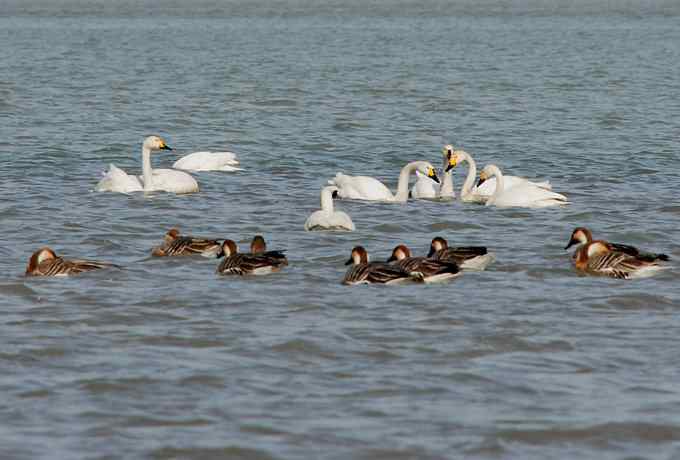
[[1, 1, 679, 458]]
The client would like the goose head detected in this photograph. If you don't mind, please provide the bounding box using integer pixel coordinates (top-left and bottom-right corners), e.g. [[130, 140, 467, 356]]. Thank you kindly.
[[477, 165, 495, 187], [415, 161, 440, 184], [218, 240, 239, 258], [387, 244, 411, 262], [165, 228, 180, 243], [565, 227, 593, 250], [427, 236, 449, 257], [250, 235, 267, 253], [143, 135, 172, 152], [26, 247, 57, 275], [345, 246, 369, 265]]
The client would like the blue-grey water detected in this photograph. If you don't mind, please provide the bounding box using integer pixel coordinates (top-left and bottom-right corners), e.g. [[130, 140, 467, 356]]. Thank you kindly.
[[1, 1, 679, 458]]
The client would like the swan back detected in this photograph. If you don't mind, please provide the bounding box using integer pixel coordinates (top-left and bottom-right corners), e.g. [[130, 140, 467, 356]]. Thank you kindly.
[[173, 151, 241, 172]]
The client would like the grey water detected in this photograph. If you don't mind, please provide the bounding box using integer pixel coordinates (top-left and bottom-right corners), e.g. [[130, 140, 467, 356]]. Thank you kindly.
[[1, 1, 680, 458]]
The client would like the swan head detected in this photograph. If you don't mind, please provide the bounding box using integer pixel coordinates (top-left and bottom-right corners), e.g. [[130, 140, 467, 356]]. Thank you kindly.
[[345, 246, 369, 265], [565, 227, 593, 250], [218, 240, 239, 258], [427, 237, 448, 257], [477, 165, 495, 187], [416, 162, 440, 184], [387, 244, 411, 262], [442, 145, 456, 171], [26, 247, 57, 275], [143, 135, 172, 152], [250, 235, 266, 253]]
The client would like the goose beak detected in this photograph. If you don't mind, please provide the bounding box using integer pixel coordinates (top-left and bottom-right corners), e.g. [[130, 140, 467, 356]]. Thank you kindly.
[[427, 247, 435, 257], [344, 257, 354, 266], [445, 156, 457, 172], [428, 168, 440, 184], [565, 238, 577, 250], [387, 255, 397, 262]]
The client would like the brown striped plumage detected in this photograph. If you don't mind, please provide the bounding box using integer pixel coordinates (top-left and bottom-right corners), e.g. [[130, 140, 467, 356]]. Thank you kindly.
[[427, 236, 488, 264], [152, 228, 222, 257], [343, 246, 421, 285], [216, 239, 288, 276], [387, 244, 460, 280], [574, 241, 667, 279], [25, 247, 116, 277], [565, 227, 670, 263]]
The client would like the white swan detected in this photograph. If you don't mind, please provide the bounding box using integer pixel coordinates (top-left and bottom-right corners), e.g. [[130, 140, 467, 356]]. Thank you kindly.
[[445, 147, 551, 203], [410, 147, 455, 200], [96, 136, 199, 194], [173, 151, 242, 172], [329, 161, 440, 202], [478, 164, 568, 208], [304, 186, 355, 231]]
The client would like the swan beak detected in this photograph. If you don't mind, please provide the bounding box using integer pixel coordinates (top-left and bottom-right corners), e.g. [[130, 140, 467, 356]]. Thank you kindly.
[[428, 168, 440, 184], [159, 140, 172, 151], [477, 177, 486, 187], [445, 156, 457, 172], [344, 257, 354, 266]]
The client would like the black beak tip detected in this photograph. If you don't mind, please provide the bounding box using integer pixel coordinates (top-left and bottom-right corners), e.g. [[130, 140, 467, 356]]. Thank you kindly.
[[344, 258, 353, 266], [445, 165, 453, 172], [432, 175, 440, 184]]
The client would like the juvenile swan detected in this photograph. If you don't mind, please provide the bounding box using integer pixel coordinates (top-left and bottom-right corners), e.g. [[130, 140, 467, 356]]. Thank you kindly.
[[477, 164, 568, 208], [26, 247, 118, 277], [329, 161, 440, 202], [151, 228, 223, 258], [304, 186, 355, 231], [573, 241, 669, 279], [445, 148, 551, 203], [216, 239, 288, 276], [173, 151, 242, 172], [96, 136, 199, 194], [387, 244, 460, 283], [343, 246, 422, 285]]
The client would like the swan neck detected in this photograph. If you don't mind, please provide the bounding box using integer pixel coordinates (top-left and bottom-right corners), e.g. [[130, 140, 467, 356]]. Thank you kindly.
[[440, 159, 454, 197], [490, 166, 504, 201], [320, 188, 334, 213], [461, 152, 476, 197], [142, 146, 153, 190], [394, 162, 417, 202]]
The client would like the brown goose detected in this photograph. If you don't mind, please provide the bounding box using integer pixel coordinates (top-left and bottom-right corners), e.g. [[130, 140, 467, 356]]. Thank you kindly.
[[574, 241, 669, 279], [343, 246, 422, 285], [216, 240, 288, 276], [427, 236, 494, 270], [151, 228, 222, 257], [387, 244, 460, 283], [26, 247, 117, 277], [565, 227, 670, 263]]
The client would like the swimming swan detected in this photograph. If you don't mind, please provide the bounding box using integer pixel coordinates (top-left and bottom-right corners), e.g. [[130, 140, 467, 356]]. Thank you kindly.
[[96, 136, 199, 194], [445, 147, 551, 203], [329, 161, 440, 202], [173, 151, 242, 172], [410, 146, 455, 200], [304, 186, 355, 231], [477, 164, 568, 208]]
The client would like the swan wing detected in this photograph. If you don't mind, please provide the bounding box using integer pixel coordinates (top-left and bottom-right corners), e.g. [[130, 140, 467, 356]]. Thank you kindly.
[[95, 164, 143, 193], [146, 169, 200, 194], [173, 151, 241, 172], [411, 170, 439, 199], [329, 173, 394, 201], [488, 182, 567, 208], [305, 210, 355, 231]]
